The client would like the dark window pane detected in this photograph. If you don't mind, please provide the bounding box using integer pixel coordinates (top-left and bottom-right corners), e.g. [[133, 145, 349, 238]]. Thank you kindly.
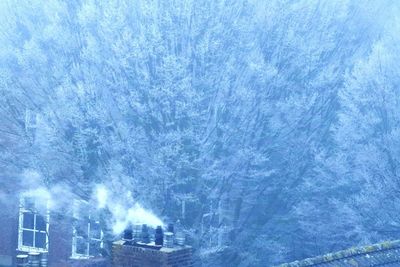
[[76, 238, 88, 255], [24, 198, 35, 210], [35, 232, 46, 249], [75, 221, 88, 238], [22, 230, 33, 247], [89, 240, 101, 256], [90, 222, 101, 239], [36, 215, 46, 231], [23, 213, 34, 229]]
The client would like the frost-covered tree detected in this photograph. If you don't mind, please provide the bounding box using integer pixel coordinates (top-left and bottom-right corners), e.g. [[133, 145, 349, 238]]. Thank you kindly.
[[292, 2, 400, 261], [1, 0, 400, 266], [332, 12, 400, 242]]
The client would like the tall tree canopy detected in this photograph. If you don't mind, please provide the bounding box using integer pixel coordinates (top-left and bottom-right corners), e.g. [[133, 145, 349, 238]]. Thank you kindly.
[[0, 0, 399, 266]]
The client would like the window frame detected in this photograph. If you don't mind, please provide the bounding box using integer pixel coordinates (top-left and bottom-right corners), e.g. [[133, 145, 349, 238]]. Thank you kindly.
[[71, 200, 104, 259], [17, 197, 50, 253]]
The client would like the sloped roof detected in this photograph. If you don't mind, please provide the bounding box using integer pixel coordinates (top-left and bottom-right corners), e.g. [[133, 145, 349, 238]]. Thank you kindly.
[[278, 240, 400, 267]]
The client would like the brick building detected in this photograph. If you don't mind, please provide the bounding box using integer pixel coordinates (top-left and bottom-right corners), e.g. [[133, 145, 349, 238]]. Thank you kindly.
[[0, 191, 110, 267], [112, 240, 193, 267], [0, 189, 193, 267]]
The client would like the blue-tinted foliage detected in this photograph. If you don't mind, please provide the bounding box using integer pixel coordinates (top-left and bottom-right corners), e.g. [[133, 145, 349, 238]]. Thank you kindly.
[[0, 0, 400, 266]]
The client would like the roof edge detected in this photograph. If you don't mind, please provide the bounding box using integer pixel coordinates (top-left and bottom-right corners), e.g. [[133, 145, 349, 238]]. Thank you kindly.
[[277, 240, 400, 267]]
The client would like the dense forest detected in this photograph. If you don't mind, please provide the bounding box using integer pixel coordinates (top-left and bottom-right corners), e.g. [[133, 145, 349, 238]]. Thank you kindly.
[[1, 0, 400, 266]]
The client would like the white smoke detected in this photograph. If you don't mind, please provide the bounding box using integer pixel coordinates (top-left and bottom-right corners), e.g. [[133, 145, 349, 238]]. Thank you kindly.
[[94, 184, 164, 234], [19, 169, 76, 213], [18, 169, 164, 236], [95, 184, 108, 209]]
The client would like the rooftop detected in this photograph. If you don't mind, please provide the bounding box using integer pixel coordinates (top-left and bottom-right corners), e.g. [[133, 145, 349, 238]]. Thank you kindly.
[[112, 240, 193, 267], [112, 240, 192, 253], [278, 240, 400, 267]]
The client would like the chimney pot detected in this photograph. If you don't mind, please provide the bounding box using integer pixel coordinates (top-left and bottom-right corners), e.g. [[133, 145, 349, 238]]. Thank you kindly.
[[141, 224, 150, 243], [167, 223, 174, 233], [28, 252, 40, 267], [155, 225, 164, 246], [16, 254, 28, 267], [123, 225, 133, 241], [164, 232, 174, 248]]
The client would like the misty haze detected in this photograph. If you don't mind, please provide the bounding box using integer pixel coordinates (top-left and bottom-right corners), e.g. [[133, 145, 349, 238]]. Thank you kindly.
[[1, 1, 400, 267]]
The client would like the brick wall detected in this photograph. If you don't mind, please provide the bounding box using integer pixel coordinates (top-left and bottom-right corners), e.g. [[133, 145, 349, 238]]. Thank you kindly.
[[0, 194, 19, 267], [112, 241, 193, 267]]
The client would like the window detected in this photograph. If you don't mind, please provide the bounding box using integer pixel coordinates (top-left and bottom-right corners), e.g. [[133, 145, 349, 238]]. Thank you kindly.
[[18, 197, 50, 252], [71, 201, 104, 259]]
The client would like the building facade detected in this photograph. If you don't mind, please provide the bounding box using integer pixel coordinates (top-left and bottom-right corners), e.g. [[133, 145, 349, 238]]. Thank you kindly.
[[0, 191, 109, 267], [112, 240, 193, 267], [0, 191, 193, 267]]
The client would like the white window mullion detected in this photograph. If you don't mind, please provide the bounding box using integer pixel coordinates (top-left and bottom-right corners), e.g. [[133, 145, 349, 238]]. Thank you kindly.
[[87, 220, 91, 256], [100, 229, 104, 249], [18, 196, 50, 253], [71, 227, 76, 257], [33, 213, 36, 248], [71, 201, 104, 259], [45, 206, 50, 250], [18, 201, 24, 249]]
